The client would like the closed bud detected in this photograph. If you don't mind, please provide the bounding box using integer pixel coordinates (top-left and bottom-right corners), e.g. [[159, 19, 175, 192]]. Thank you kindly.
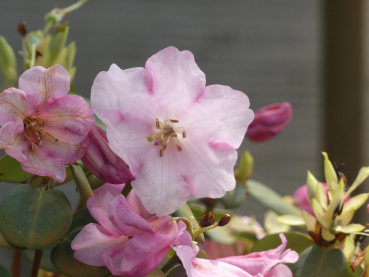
[[322, 152, 338, 194], [219, 214, 231, 227], [219, 182, 246, 209], [0, 36, 18, 81], [17, 21, 28, 36], [81, 124, 136, 184], [235, 150, 253, 184], [200, 212, 216, 227], [47, 23, 69, 66], [246, 102, 292, 143]]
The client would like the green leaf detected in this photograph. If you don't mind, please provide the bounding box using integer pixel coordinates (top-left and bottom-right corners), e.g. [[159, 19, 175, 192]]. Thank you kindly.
[[51, 229, 110, 277], [68, 207, 97, 234], [219, 182, 246, 209], [0, 184, 73, 248], [172, 203, 204, 243], [22, 244, 59, 273], [246, 179, 301, 216], [251, 232, 314, 254], [0, 155, 33, 183], [292, 246, 347, 277], [0, 230, 25, 250], [70, 164, 94, 202], [0, 264, 11, 277]]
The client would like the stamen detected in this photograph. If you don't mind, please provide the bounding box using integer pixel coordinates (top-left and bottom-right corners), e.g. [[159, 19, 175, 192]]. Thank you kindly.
[[176, 145, 182, 152], [156, 118, 160, 129], [171, 134, 178, 137], [29, 141, 34, 152], [160, 148, 164, 157], [183, 131, 186, 138], [154, 141, 162, 146], [45, 132, 59, 142], [162, 144, 167, 151], [170, 119, 179, 123], [37, 109, 41, 114]]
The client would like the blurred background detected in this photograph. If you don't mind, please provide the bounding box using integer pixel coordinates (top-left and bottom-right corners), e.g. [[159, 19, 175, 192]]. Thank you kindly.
[[1, 0, 368, 274]]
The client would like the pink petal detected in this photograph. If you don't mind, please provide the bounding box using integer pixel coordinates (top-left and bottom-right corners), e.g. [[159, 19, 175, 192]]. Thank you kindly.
[[145, 46, 206, 115], [126, 188, 151, 219], [115, 194, 154, 233], [72, 223, 128, 266], [183, 85, 254, 149], [93, 183, 125, 197], [87, 190, 122, 237], [3, 133, 27, 163], [0, 88, 27, 127], [174, 245, 252, 277], [121, 217, 178, 276], [131, 145, 192, 217], [264, 264, 293, 277], [18, 65, 70, 109]]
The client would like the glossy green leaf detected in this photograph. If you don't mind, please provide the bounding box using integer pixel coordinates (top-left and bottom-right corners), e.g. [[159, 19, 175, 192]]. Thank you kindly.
[[0, 230, 25, 250], [292, 246, 347, 277], [0, 264, 10, 277], [68, 206, 97, 234], [172, 203, 204, 243], [51, 229, 110, 277], [0, 184, 73, 248], [22, 244, 59, 273], [246, 179, 301, 216], [251, 232, 314, 254], [0, 155, 33, 183]]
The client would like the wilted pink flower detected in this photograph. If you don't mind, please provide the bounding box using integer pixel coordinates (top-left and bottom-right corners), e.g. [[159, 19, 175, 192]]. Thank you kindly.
[[217, 234, 298, 276], [174, 229, 297, 277], [81, 124, 135, 184], [71, 189, 179, 276], [91, 46, 254, 216], [293, 183, 350, 215], [246, 102, 292, 143], [0, 65, 94, 181], [173, 226, 253, 277]]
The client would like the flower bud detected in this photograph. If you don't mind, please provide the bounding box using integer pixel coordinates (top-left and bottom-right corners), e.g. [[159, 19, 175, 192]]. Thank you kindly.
[[219, 214, 231, 227], [0, 36, 18, 82], [219, 182, 246, 209], [47, 23, 69, 66], [246, 102, 292, 143], [81, 124, 135, 184], [234, 150, 253, 184], [65, 41, 76, 81]]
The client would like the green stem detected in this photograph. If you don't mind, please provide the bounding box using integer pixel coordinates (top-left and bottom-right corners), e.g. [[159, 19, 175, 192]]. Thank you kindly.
[[42, 21, 53, 36], [172, 217, 194, 237], [29, 43, 36, 68], [161, 254, 181, 275], [63, 0, 89, 14], [30, 249, 43, 277], [193, 223, 219, 239], [122, 182, 132, 197], [70, 164, 94, 203]]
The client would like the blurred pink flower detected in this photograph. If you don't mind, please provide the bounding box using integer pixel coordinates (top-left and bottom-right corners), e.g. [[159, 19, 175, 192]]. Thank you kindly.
[[0, 65, 94, 181], [71, 189, 179, 276], [293, 183, 350, 215], [246, 102, 292, 143], [217, 234, 298, 276], [91, 46, 254, 216], [81, 124, 135, 184]]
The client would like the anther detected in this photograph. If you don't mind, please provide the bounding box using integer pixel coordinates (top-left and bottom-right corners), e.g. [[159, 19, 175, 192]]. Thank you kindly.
[[162, 144, 167, 151], [29, 142, 34, 152], [154, 141, 162, 146], [160, 148, 164, 157], [176, 145, 182, 152], [156, 118, 160, 129], [37, 109, 41, 114], [170, 119, 179, 123], [171, 134, 178, 137], [183, 131, 186, 138], [46, 132, 59, 142]]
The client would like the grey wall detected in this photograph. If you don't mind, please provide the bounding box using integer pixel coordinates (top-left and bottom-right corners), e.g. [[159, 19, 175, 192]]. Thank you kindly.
[[0, 0, 321, 275]]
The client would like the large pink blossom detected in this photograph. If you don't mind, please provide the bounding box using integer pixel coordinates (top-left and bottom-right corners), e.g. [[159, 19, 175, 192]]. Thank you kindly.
[[0, 65, 95, 182], [91, 46, 254, 216], [173, 231, 297, 277], [71, 188, 179, 276]]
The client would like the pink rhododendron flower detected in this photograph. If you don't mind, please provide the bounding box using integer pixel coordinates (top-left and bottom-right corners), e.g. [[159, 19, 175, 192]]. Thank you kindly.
[[81, 124, 135, 184], [173, 229, 297, 277], [217, 234, 298, 276], [91, 46, 254, 216], [173, 226, 253, 277], [293, 183, 350, 215], [71, 189, 179, 276], [0, 65, 94, 181], [246, 102, 292, 143]]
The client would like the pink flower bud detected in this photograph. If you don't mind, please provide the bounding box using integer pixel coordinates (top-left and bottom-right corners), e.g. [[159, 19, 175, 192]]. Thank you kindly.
[[246, 102, 292, 143], [81, 124, 135, 184]]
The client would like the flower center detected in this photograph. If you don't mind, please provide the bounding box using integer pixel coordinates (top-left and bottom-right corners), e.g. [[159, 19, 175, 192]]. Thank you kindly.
[[23, 115, 58, 152], [147, 119, 186, 157]]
